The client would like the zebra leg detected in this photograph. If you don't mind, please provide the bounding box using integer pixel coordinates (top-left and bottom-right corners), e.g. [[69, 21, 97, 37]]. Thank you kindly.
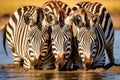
[[92, 53, 106, 69], [9, 46, 22, 65], [104, 43, 115, 69], [106, 42, 115, 64], [23, 57, 34, 69]]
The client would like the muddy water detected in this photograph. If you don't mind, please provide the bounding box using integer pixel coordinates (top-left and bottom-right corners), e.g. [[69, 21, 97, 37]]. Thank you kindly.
[[0, 69, 120, 80], [0, 30, 120, 80]]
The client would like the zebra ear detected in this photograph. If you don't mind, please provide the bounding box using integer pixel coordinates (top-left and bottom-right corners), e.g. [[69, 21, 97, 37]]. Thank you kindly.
[[73, 15, 83, 28], [24, 13, 37, 26], [24, 13, 32, 25], [46, 12, 56, 25], [92, 13, 100, 26]]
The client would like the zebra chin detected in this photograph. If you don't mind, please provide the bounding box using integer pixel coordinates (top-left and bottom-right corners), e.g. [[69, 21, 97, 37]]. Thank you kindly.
[[55, 55, 67, 71]]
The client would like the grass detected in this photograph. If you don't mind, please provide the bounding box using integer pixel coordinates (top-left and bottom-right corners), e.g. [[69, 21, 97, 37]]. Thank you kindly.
[[0, 0, 120, 14]]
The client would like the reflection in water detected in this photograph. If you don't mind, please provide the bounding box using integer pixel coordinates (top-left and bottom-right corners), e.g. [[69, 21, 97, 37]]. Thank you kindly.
[[1, 69, 120, 80], [0, 69, 103, 80], [26, 71, 102, 80]]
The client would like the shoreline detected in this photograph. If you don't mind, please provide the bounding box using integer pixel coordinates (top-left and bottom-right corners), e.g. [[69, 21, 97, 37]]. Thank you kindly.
[[0, 64, 120, 73]]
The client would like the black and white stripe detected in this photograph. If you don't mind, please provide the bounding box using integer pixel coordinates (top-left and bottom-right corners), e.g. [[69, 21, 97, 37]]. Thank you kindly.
[[76, 26, 106, 69], [42, 0, 73, 70], [72, 1, 115, 65], [3, 5, 54, 69], [65, 2, 114, 68], [27, 26, 55, 70]]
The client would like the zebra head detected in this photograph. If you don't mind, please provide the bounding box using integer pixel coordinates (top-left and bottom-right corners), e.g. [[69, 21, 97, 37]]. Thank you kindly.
[[51, 25, 72, 70], [76, 27, 97, 69], [49, 11, 72, 70], [27, 25, 50, 69], [65, 8, 100, 36], [24, 8, 57, 30], [24, 8, 57, 69], [65, 8, 102, 69]]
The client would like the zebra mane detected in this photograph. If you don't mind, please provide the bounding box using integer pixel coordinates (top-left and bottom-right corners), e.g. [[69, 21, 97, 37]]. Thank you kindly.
[[58, 10, 66, 28], [37, 8, 44, 30]]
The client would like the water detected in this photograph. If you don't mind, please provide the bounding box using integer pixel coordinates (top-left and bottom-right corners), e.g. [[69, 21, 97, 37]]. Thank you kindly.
[[0, 30, 120, 80]]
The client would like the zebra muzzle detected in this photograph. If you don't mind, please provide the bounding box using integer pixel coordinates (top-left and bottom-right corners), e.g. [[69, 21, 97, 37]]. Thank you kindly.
[[33, 56, 42, 69], [56, 59, 67, 70], [83, 55, 94, 70]]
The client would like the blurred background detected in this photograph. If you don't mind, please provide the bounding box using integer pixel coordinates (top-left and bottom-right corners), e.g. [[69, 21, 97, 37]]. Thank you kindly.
[[0, 0, 120, 29]]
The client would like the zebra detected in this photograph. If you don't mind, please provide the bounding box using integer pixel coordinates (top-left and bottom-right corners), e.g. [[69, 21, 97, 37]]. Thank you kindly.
[[42, 0, 73, 71], [72, 1, 115, 67], [27, 25, 55, 70], [65, 1, 115, 70], [1, 5, 56, 69]]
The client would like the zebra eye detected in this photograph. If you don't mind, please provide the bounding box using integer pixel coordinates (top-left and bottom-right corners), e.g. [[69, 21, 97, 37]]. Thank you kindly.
[[68, 38, 71, 41], [74, 15, 81, 22], [51, 38, 53, 41], [46, 12, 56, 24], [73, 15, 83, 27], [24, 13, 32, 25], [77, 40, 80, 43], [28, 38, 31, 43]]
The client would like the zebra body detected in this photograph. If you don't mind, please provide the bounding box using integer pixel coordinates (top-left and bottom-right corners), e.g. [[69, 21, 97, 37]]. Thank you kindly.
[[65, 2, 113, 69], [72, 1, 115, 65], [42, 0, 73, 70], [3, 5, 54, 69]]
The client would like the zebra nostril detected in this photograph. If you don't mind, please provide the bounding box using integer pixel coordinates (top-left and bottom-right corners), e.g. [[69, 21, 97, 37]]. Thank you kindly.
[[58, 64, 64, 69]]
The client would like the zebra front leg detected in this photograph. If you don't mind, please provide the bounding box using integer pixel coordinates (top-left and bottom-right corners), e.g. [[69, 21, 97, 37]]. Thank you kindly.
[[104, 42, 115, 69], [106, 43, 115, 64], [10, 47, 22, 66], [23, 57, 34, 69]]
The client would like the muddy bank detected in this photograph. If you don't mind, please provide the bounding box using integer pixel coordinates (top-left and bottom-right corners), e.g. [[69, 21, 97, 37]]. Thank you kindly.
[[0, 64, 120, 73]]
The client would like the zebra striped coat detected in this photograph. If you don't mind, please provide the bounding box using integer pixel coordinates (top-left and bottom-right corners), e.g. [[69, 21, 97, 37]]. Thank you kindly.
[[72, 1, 115, 65], [42, 0, 73, 71], [65, 1, 114, 70], [2, 5, 55, 69], [27, 26, 55, 70]]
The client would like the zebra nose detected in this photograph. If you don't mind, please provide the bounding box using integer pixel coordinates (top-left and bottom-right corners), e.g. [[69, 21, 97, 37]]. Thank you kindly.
[[57, 60, 66, 70], [56, 55, 67, 70], [85, 57, 93, 69], [34, 54, 40, 60]]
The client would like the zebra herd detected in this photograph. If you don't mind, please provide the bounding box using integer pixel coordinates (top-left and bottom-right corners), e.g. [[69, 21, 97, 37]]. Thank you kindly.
[[0, 0, 116, 71]]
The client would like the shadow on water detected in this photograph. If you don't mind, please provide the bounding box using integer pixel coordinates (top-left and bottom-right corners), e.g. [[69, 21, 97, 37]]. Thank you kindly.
[[0, 30, 120, 80]]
